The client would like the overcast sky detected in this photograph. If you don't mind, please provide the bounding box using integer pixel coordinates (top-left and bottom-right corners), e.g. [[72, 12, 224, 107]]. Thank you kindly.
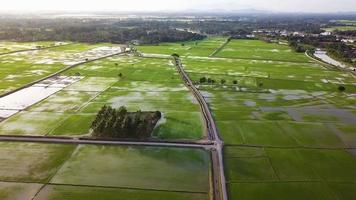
[[1, 0, 355, 13]]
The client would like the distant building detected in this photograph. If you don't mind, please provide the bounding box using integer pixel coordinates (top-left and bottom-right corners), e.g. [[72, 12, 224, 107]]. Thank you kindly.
[[341, 39, 355, 44], [320, 32, 332, 36]]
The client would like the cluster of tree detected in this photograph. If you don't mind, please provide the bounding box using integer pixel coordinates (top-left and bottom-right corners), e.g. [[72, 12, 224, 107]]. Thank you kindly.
[[287, 35, 337, 48], [335, 30, 356, 37], [0, 14, 354, 44], [326, 42, 356, 66], [199, 77, 238, 85], [289, 41, 315, 53], [91, 106, 162, 139], [0, 18, 205, 44]]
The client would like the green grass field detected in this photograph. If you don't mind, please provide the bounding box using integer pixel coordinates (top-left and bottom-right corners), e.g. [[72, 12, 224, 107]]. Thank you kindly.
[[0, 142, 75, 182], [0, 143, 210, 200], [0, 182, 42, 200], [323, 26, 356, 32], [215, 39, 311, 62], [137, 37, 227, 57], [51, 145, 210, 192]]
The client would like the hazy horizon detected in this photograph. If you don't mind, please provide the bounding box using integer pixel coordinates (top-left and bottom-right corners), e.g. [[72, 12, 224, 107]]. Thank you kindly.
[[0, 0, 355, 13]]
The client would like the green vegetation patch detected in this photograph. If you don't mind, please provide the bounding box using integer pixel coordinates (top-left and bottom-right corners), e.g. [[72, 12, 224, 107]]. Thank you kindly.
[[280, 122, 345, 148], [64, 77, 118, 92], [50, 114, 96, 136], [0, 142, 75, 182], [0, 182, 42, 200], [299, 149, 356, 181], [265, 148, 320, 181], [51, 145, 210, 192], [234, 120, 298, 147], [229, 182, 335, 200], [0, 111, 68, 136], [29, 90, 98, 113], [138, 37, 227, 57], [225, 157, 277, 181], [327, 183, 356, 200], [216, 39, 310, 62]]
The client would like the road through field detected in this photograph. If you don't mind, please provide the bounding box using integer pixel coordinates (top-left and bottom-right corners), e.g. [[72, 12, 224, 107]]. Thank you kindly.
[[173, 57, 228, 200], [0, 135, 214, 149]]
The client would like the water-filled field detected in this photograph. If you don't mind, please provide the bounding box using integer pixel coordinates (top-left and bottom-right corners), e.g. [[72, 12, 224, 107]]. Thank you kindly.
[[0, 43, 121, 95], [0, 55, 204, 139], [0, 37, 355, 199], [0, 41, 62, 54], [179, 39, 356, 199]]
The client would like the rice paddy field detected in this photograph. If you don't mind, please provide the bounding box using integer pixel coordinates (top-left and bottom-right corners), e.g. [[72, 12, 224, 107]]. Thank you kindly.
[[0, 142, 210, 200], [179, 39, 356, 199], [322, 26, 356, 32], [0, 37, 355, 199], [0, 55, 204, 139], [137, 36, 227, 57], [0, 43, 120, 95], [0, 41, 61, 54], [215, 39, 311, 62]]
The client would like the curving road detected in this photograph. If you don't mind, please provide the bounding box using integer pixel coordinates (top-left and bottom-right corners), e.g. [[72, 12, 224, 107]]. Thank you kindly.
[[173, 57, 228, 200]]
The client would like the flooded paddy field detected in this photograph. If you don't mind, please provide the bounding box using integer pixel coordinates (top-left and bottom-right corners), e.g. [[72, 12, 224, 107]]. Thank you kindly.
[[138, 37, 227, 57], [180, 39, 356, 199], [215, 39, 311, 62], [0, 142, 210, 200], [0, 55, 204, 139], [0, 43, 122, 95], [201, 89, 356, 199], [0, 41, 64, 54], [0, 76, 82, 118]]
